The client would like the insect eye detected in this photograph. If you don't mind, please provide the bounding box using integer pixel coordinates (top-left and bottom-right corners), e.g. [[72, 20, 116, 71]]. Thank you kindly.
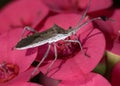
[[100, 16, 107, 21], [68, 26, 72, 29]]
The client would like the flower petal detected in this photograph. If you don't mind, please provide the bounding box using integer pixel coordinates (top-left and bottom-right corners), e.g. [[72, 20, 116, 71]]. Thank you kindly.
[[0, 0, 49, 34], [111, 40, 120, 55], [30, 71, 60, 86], [41, 0, 81, 12], [0, 28, 38, 72], [111, 62, 120, 86], [59, 73, 111, 86], [75, 28, 106, 73], [40, 60, 111, 86], [91, 9, 120, 36], [0, 68, 42, 86], [109, 9, 120, 35], [92, 9, 120, 50], [41, 0, 112, 13], [88, 0, 113, 12], [38, 13, 105, 73]]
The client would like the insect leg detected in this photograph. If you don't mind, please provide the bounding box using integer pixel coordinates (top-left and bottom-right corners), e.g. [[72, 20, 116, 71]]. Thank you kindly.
[[46, 42, 58, 75], [20, 26, 38, 39], [31, 43, 51, 77], [64, 39, 87, 57]]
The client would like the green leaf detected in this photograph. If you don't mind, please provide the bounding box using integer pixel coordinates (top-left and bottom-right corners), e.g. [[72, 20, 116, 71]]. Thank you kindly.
[[93, 63, 106, 76], [105, 51, 120, 80]]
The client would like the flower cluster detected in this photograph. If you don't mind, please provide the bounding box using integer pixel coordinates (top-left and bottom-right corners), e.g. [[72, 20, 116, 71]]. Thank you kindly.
[[0, 0, 120, 86]]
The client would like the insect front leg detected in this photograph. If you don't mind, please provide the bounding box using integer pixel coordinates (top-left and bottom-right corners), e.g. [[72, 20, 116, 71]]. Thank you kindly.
[[46, 42, 58, 75], [63, 39, 89, 57], [31, 43, 51, 77]]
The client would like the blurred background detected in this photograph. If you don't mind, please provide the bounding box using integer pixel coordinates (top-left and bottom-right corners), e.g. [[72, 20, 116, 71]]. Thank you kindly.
[[0, 0, 120, 10]]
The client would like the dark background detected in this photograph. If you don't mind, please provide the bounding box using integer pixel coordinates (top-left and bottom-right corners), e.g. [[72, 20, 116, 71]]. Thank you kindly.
[[0, 0, 120, 10]]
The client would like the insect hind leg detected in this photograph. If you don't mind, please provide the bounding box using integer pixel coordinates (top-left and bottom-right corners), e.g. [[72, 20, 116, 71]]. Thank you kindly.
[[31, 44, 51, 77], [46, 42, 58, 75]]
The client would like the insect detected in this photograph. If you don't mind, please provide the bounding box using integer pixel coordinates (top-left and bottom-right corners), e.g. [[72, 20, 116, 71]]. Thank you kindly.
[[15, 0, 112, 76]]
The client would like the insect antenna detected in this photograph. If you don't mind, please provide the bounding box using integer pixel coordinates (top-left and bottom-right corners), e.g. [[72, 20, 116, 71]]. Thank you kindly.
[[74, 0, 91, 28], [100, 15, 115, 22], [69, 16, 115, 35], [67, 0, 114, 57]]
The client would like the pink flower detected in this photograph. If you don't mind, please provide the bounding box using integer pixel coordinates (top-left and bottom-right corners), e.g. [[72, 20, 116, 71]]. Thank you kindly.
[[89, 6, 120, 86], [39, 59, 111, 86], [33, 13, 110, 85], [108, 9, 120, 55], [111, 62, 120, 86], [0, 28, 38, 85], [92, 8, 120, 53], [0, 0, 49, 35], [41, 0, 112, 13], [38, 13, 106, 73], [0, 0, 48, 85], [41, 0, 82, 12], [87, 0, 113, 12], [0, 0, 115, 85]]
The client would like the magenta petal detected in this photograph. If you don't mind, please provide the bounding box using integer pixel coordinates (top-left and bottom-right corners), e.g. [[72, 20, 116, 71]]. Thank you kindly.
[[111, 62, 120, 86], [88, 0, 113, 12], [59, 73, 111, 86], [41, 14, 105, 73], [0, 68, 42, 86], [84, 73, 111, 86], [1, 82, 41, 86], [93, 9, 120, 36], [111, 40, 120, 55], [110, 9, 120, 35], [93, 9, 120, 50], [42, 0, 112, 12], [42, 0, 81, 12], [0, 29, 37, 72], [30, 71, 60, 86], [0, 0, 49, 34], [18, 82, 42, 86], [75, 28, 106, 73], [42, 13, 92, 33], [40, 60, 111, 86]]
